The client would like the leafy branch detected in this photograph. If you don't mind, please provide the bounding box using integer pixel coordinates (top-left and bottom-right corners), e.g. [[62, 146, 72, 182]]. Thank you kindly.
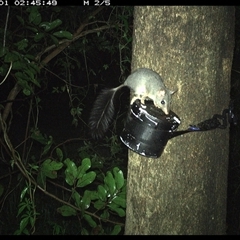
[[0, 113, 125, 234], [0, 6, 132, 234], [0, 6, 113, 133]]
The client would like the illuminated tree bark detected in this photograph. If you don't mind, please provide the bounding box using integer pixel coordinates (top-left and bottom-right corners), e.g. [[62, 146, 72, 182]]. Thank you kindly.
[[125, 6, 234, 235]]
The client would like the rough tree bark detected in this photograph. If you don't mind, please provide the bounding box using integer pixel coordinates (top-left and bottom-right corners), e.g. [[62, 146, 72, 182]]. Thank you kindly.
[[125, 6, 235, 235]]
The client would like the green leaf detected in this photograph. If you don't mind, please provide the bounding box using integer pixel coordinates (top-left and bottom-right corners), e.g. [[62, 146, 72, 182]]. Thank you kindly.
[[81, 190, 98, 210], [27, 62, 40, 74], [4, 52, 19, 62], [23, 88, 31, 96], [64, 158, 77, 186], [29, 216, 35, 227], [39, 19, 62, 32], [108, 203, 125, 217], [81, 191, 91, 210], [100, 210, 109, 220], [16, 73, 33, 95], [117, 189, 126, 199], [113, 167, 124, 190], [97, 185, 107, 201], [50, 35, 59, 46], [77, 158, 91, 179], [110, 225, 121, 235], [0, 63, 9, 76], [0, 46, 8, 58], [24, 68, 41, 88], [72, 191, 82, 208], [26, 26, 38, 33], [56, 148, 63, 161], [20, 217, 29, 232], [112, 196, 126, 208], [77, 171, 96, 188], [41, 159, 63, 179], [57, 205, 76, 217], [84, 214, 97, 228], [37, 170, 46, 189], [15, 72, 30, 81], [34, 32, 45, 42], [28, 163, 39, 171], [42, 159, 63, 171], [28, 7, 41, 25], [12, 61, 26, 70], [16, 15, 24, 25], [24, 68, 34, 80], [42, 136, 53, 155], [22, 228, 30, 235], [53, 31, 73, 40], [85, 190, 99, 201], [104, 171, 116, 196], [81, 228, 89, 235], [17, 203, 28, 217], [15, 39, 28, 50], [30, 77, 41, 88], [93, 200, 105, 210], [20, 186, 29, 201], [30, 129, 48, 144], [14, 229, 21, 235], [16, 78, 33, 95], [24, 54, 35, 60]]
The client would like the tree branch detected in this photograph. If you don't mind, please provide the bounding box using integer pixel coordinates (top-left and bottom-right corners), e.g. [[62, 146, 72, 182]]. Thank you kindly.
[[0, 113, 124, 227], [0, 82, 21, 133], [0, 7, 105, 134]]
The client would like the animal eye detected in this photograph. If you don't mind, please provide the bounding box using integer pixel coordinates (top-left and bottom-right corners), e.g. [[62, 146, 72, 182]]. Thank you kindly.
[[161, 100, 165, 105]]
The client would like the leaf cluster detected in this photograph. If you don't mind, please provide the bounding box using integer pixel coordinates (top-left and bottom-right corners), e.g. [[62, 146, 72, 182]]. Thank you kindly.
[[0, 6, 132, 235]]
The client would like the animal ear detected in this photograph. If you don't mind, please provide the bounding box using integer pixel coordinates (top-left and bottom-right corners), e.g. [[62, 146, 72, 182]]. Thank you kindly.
[[170, 89, 177, 95], [158, 89, 166, 97]]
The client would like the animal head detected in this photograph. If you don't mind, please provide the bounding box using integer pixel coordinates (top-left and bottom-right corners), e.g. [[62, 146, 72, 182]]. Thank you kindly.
[[154, 89, 176, 115]]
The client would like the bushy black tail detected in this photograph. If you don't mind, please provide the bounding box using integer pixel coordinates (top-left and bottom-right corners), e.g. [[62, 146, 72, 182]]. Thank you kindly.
[[88, 88, 120, 139]]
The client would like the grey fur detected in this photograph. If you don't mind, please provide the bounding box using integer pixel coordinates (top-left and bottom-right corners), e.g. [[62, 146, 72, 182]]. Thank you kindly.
[[89, 68, 175, 139]]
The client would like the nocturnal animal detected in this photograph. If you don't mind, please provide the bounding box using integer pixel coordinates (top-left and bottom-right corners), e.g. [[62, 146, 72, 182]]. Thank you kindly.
[[88, 68, 175, 139]]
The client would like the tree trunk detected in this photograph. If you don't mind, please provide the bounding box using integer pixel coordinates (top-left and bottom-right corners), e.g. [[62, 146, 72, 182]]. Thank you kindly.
[[125, 6, 235, 235]]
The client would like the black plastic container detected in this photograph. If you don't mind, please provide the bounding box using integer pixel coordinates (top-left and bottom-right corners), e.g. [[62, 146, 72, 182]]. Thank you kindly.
[[120, 100, 181, 158]]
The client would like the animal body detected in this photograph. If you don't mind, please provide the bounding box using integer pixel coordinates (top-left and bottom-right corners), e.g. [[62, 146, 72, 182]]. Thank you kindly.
[[89, 68, 175, 139]]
